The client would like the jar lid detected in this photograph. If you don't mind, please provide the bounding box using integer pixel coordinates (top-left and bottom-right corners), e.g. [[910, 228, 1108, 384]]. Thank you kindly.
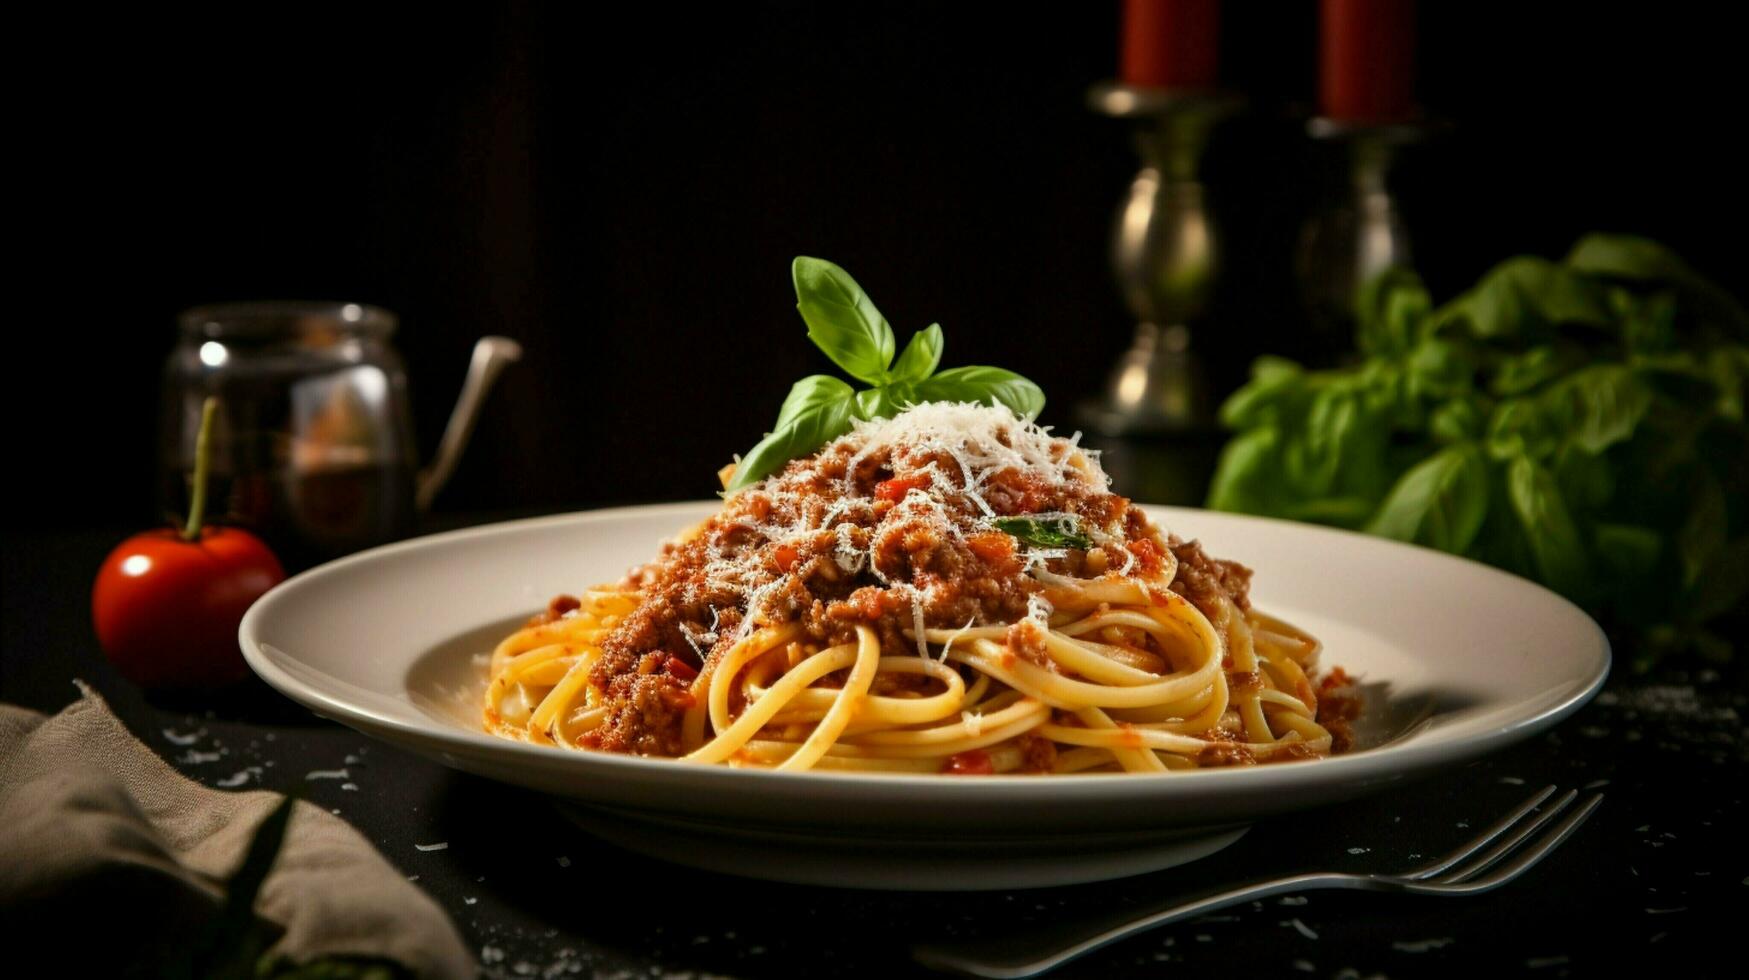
[[178, 301, 397, 341]]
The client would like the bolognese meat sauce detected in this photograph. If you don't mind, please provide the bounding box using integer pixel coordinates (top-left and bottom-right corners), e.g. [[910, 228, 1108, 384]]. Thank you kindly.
[[578, 404, 1261, 762]]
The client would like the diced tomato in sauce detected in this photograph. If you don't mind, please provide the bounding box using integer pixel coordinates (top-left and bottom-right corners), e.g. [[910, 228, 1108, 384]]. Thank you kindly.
[[1126, 538, 1164, 575], [943, 749, 995, 775], [875, 474, 932, 502], [965, 532, 1020, 574], [665, 655, 699, 682]]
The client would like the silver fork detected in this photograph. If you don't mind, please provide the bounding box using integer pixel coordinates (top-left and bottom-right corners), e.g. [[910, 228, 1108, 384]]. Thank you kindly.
[[913, 786, 1602, 979]]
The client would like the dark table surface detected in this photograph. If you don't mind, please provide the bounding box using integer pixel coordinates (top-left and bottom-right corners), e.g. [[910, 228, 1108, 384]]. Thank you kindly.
[[4, 520, 1744, 979]]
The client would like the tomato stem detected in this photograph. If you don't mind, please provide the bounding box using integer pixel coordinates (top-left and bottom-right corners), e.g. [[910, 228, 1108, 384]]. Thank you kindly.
[[182, 397, 218, 542]]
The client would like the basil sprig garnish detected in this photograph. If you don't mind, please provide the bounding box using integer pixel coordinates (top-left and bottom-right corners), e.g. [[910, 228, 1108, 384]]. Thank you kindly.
[[727, 257, 1045, 491], [990, 516, 1093, 550]]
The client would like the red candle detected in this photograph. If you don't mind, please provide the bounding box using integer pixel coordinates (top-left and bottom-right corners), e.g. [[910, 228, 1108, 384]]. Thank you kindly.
[[1120, 0, 1220, 90], [1319, 0, 1417, 122]]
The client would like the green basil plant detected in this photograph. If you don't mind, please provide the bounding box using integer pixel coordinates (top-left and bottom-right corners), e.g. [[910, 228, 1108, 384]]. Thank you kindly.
[[1209, 234, 1749, 666]]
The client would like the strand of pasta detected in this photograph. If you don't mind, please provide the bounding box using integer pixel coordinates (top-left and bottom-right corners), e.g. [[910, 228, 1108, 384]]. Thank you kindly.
[[685, 634, 853, 765], [772, 626, 882, 771]]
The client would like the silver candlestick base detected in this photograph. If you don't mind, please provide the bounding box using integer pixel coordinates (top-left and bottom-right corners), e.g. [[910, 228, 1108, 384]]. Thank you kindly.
[[1296, 116, 1435, 358], [1084, 82, 1240, 436]]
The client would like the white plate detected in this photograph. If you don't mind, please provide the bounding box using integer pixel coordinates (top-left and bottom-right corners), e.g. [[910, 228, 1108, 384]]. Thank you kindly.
[[240, 502, 1609, 890]]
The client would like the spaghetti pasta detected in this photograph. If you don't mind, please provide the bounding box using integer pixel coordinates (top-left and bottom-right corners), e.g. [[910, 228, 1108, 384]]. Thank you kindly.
[[482, 402, 1354, 773]]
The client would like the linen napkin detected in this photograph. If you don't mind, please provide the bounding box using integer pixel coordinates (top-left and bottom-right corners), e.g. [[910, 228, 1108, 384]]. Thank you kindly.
[[0, 681, 475, 979]]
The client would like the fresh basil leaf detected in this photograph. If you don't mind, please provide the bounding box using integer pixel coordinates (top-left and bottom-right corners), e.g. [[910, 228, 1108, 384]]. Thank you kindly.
[[991, 516, 1092, 550], [1677, 474, 1727, 589], [1434, 256, 1611, 342], [1632, 351, 1723, 414], [1241, 371, 1395, 510], [853, 383, 914, 421], [774, 375, 856, 431], [1405, 337, 1472, 401], [1290, 384, 1368, 496], [890, 323, 943, 383], [1491, 345, 1575, 397], [1473, 475, 1539, 580], [1219, 356, 1310, 429], [1365, 444, 1491, 554], [1356, 267, 1431, 357], [1619, 289, 1679, 354], [1709, 345, 1749, 420], [1486, 398, 1557, 461], [1540, 365, 1652, 455], [792, 256, 897, 384], [1207, 427, 1282, 515], [914, 366, 1045, 419], [1568, 233, 1749, 336], [1506, 454, 1591, 599], [729, 395, 855, 491], [1429, 398, 1484, 444], [1568, 233, 1694, 284]]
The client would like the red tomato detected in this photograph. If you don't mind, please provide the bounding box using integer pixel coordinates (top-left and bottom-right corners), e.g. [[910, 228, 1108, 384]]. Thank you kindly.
[[92, 526, 285, 691]]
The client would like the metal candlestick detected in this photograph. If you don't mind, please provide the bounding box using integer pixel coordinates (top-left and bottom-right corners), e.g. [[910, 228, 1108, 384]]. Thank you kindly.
[[1295, 116, 1429, 357], [1084, 83, 1239, 436]]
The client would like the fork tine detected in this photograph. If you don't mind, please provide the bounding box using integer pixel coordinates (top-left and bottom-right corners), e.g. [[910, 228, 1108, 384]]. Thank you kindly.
[[1435, 789, 1579, 884], [1404, 784, 1557, 880], [1449, 794, 1603, 892]]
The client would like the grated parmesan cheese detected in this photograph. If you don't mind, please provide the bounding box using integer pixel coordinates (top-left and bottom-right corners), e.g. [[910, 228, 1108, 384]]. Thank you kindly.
[[658, 402, 1145, 660]]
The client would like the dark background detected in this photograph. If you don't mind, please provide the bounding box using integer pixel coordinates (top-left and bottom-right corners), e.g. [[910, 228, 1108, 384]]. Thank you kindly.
[[4, 8, 1742, 975], [12, 1, 1747, 530]]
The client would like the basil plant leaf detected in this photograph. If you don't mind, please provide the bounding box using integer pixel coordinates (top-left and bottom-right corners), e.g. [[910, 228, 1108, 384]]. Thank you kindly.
[[1356, 266, 1430, 357], [1486, 398, 1558, 462], [1677, 474, 1727, 589], [1429, 398, 1484, 444], [1207, 427, 1282, 515], [729, 393, 855, 491], [1506, 454, 1592, 599], [915, 366, 1046, 420], [1568, 233, 1749, 336], [991, 516, 1092, 550], [1363, 443, 1490, 554], [1219, 356, 1307, 429], [1540, 364, 1652, 455], [792, 256, 896, 384], [1492, 345, 1574, 397], [1434, 256, 1611, 342], [890, 323, 944, 383], [1706, 345, 1749, 421]]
